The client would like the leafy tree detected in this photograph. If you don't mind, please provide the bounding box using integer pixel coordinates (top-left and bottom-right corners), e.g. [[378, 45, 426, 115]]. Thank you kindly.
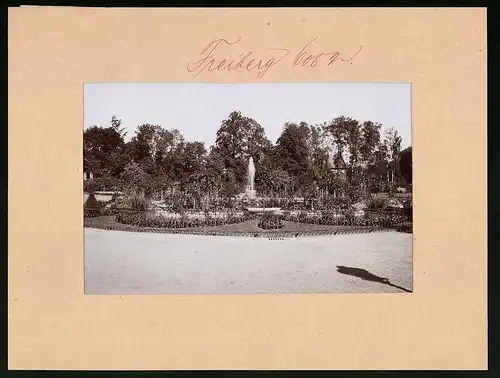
[[84, 110, 411, 210], [360, 121, 382, 165], [263, 167, 291, 196], [111, 115, 127, 138], [120, 162, 150, 195], [205, 149, 225, 198], [383, 127, 403, 182], [399, 147, 412, 187], [177, 141, 207, 207], [254, 151, 274, 194], [385, 127, 403, 163], [345, 118, 362, 170], [323, 116, 350, 162], [128, 124, 162, 170], [222, 167, 240, 197], [213, 111, 272, 191], [275, 122, 311, 178], [83, 121, 127, 183], [307, 125, 331, 189], [155, 128, 185, 178]]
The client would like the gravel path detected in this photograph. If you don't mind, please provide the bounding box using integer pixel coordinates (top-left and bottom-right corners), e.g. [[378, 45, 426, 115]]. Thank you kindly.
[[84, 228, 413, 294]]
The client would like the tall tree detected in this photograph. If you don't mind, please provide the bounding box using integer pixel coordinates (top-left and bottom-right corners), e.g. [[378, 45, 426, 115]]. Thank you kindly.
[[308, 125, 331, 188], [360, 121, 382, 167], [128, 124, 187, 180], [275, 122, 311, 178], [178, 141, 207, 189], [83, 124, 126, 179], [111, 115, 127, 138], [205, 149, 226, 198], [128, 124, 162, 165], [358, 120, 382, 191], [84, 111, 410, 203], [345, 118, 362, 170], [384, 127, 403, 182], [323, 116, 349, 163], [384, 127, 403, 163], [155, 128, 185, 181], [120, 161, 150, 194], [399, 146, 412, 187], [213, 111, 272, 191]]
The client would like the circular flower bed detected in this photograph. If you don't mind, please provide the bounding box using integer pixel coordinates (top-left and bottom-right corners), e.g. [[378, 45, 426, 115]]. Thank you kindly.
[[258, 213, 284, 230], [115, 210, 251, 229]]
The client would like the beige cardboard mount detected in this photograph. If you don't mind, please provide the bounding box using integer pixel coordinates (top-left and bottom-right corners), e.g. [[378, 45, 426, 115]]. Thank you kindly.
[[8, 7, 487, 370]]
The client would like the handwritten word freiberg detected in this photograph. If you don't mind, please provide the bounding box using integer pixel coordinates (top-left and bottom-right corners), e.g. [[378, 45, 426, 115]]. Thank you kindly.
[[187, 37, 363, 79]]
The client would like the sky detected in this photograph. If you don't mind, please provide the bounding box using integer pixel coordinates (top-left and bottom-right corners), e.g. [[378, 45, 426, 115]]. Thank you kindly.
[[84, 83, 412, 149]]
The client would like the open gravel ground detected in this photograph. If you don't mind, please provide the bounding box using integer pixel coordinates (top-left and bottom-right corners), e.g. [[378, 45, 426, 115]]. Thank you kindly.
[[84, 228, 413, 294]]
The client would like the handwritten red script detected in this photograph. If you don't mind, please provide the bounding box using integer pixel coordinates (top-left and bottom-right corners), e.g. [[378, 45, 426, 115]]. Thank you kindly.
[[187, 37, 363, 79]]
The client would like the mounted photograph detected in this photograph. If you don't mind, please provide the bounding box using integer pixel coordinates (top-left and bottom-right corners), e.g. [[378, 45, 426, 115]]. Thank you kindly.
[[83, 83, 413, 294]]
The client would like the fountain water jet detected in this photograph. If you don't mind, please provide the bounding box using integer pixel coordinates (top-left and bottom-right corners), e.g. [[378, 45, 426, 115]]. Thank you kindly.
[[247, 156, 256, 199], [242, 157, 280, 214]]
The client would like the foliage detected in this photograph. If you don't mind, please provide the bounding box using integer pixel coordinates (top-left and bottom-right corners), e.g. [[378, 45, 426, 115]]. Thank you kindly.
[[212, 111, 272, 194], [367, 196, 389, 210], [115, 210, 250, 229], [281, 210, 406, 227], [120, 189, 150, 211], [84, 178, 96, 193], [84, 113, 410, 209], [84, 193, 102, 218], [258, 213, 284, 230], [84, 124, 127, 179], [399, 147, 412, 187], [402, 199, 413, 221]]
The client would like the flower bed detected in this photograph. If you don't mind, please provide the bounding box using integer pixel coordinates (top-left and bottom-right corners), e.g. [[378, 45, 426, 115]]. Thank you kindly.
[[106, 204, 408, 230], [115, 210, 251, 229], [258, 213, 284, 230], [282, 210, 407, 228], [84, 219, 396, 237]]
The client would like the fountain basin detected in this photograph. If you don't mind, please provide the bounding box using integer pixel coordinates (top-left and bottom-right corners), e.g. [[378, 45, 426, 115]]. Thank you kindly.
[[245, 207, 282, 214]]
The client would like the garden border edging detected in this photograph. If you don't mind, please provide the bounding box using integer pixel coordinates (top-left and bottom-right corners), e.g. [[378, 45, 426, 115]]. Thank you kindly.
[[84, 222, 404, 237]]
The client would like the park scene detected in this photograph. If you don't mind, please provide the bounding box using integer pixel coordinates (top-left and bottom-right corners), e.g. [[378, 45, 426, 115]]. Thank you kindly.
[[84, 83, 413, 294]]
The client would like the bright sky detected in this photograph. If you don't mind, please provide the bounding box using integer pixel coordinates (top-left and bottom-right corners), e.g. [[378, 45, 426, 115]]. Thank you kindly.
[[84, 83, 411, 148]]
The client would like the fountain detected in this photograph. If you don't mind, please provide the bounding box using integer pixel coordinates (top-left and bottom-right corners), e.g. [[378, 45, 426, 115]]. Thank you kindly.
[[242, 156, 282, 214]]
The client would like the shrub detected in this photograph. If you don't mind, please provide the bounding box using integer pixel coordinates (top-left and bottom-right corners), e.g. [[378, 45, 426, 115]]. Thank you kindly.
[[84, 179, 95, 193], [258, 213, 284, 230], [126, 191, 150, 211], [367, 196, 389, 210], [247, 199, 258, 208], [297, 211, 308, 223], [321, 212, 339, 225], [84, 193, 102, 218], [403, 200, 413, 221], [115, 212, 145, 227], [102, 200, 119, 216], [345, 208, 356, 222]]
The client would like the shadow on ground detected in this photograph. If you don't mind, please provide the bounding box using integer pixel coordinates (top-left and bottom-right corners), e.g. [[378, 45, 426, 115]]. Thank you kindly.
[[336, 265, 412, 293]]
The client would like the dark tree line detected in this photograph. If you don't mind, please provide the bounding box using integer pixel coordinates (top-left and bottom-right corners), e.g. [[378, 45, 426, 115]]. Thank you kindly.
[[84, 112, 412, 206]]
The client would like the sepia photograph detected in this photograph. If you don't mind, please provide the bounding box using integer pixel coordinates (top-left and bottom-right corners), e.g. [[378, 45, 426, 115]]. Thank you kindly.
[[84, 83, 413, 294]]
